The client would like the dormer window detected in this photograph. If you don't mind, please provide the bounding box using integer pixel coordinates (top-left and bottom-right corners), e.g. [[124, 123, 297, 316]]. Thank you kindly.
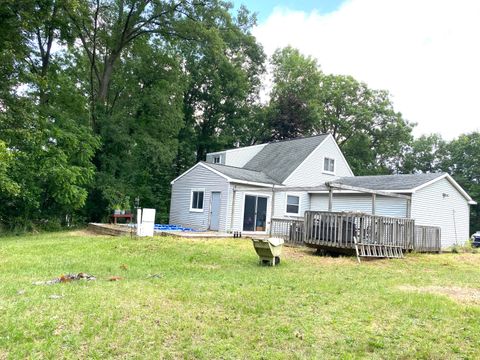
[[213, 156, 221, 164], [324, 157, 335, 173]]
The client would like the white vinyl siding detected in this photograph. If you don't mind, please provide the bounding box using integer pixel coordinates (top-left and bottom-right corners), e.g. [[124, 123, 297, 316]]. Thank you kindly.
[[206, 144, 267, 168], [273, 191, 310, 219], [309, 193, 407, 218], [170, 165, 229, 231], [284, 135, 354, 187], [411, 178, 470, 248]]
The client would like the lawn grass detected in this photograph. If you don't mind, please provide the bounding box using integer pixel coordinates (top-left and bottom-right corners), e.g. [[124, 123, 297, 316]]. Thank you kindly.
[[1, 231, 480, 359]]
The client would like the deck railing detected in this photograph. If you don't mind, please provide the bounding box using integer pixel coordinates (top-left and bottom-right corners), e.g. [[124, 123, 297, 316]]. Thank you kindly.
[[270, 218, 304, 245], [271, 212, 442, 253], [304, 211, 415, 250], [414, 225, 441, 252]]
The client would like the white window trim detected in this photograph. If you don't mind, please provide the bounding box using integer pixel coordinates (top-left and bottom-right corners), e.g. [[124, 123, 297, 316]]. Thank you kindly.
[[285, 193, 301, 216], [240, 192, 271, 234], [323, 156, 336, 175], [189, 188, 205, 212]]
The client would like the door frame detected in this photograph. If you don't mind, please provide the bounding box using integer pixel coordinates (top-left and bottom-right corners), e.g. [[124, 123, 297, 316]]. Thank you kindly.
[[209, 191, 222, 231], [240, 192, 271, 234]]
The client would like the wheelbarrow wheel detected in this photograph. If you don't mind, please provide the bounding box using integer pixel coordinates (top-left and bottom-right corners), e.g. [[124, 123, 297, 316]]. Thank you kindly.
[[274, 256, 280, 265]]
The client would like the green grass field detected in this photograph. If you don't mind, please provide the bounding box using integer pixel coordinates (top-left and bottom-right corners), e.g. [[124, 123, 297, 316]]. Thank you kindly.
[[1, 231, 480, 359]]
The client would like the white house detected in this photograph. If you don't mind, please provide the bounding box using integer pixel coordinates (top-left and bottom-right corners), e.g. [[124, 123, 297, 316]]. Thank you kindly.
[[170, 134, 476, 248]]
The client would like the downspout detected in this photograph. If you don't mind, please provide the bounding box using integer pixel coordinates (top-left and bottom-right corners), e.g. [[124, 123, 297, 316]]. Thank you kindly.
[[269, 185, 275, 236], [230, 185, 236, 232]]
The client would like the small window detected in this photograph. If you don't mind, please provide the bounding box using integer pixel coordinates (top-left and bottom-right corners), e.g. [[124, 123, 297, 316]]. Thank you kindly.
[[213, 156, 221, 164], [286, 195, 300, 214], [190, 190, 204, 211], [324, 157, 335, 173]]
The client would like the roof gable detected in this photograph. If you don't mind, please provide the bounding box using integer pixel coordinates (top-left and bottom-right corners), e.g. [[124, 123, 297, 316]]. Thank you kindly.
[[243, 135, 329, 183]]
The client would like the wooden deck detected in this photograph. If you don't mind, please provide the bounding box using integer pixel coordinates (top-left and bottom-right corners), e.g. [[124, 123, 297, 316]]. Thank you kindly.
[[271, 211, 442, 255]]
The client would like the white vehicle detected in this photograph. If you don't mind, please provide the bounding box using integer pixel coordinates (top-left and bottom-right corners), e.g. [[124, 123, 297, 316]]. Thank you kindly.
[[471, 231, 480, 247]]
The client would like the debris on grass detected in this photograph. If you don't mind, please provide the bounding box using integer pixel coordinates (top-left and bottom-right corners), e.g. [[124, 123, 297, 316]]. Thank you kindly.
[[33, 273, 96, 286], [108, 276, 122, 281], [17, 289, 26, 295], [49, 294, 64, 300], [399, 285, 480, 305], [146, 274, 162, 279]]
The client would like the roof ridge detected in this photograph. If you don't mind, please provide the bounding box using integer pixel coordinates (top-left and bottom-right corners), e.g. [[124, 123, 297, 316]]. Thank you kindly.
[[339, 172, 445, 179], [263, 133, 329, 145]]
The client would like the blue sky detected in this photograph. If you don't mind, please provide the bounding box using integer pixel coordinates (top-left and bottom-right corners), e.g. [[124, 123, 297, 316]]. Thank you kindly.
[[233, 0, 345, 22], [229, 0, 480, 138]]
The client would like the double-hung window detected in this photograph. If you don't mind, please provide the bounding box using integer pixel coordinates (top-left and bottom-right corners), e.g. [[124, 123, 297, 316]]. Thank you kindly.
[[190, 189, 204, 211], [213, 156, 221, 164], [286, 195, 300, 215], [323, 157, 335, 173]]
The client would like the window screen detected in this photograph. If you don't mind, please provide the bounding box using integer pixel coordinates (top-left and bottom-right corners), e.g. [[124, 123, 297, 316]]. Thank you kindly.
[[191, 191, 204, 210], [324, 158, 335, 172], [286, 195, 300, 214]]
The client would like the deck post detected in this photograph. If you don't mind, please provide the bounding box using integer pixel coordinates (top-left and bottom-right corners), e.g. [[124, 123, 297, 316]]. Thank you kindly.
[[406, 198, 412, 218], [371, 193, 376, 215], [328, 188, 333, 212]]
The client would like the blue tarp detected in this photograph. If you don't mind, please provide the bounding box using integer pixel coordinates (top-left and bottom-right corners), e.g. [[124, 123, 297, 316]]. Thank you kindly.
[[154, 224, 196, 232]]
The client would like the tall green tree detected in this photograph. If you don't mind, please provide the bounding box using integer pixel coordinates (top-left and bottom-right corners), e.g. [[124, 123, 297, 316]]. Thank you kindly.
[[440, 132, 480, 234], [0, 0, 99, 230], [177, 4, 265, 168], [266, 46, 321, 140], [400, 134, 447, 173], [265, 47, 413, 174]]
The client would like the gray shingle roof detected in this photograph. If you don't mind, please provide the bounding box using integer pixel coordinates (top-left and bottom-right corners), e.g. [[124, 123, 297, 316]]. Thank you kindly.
[[333, 173, 445, 191], [243, 135, 329, 183], [203, 162, 281, 185]]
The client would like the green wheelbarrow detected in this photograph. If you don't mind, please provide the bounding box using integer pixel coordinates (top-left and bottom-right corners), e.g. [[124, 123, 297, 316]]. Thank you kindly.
[[251, 237, 284, 266]]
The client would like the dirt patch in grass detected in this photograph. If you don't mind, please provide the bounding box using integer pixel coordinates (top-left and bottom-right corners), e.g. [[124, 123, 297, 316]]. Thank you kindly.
[[67, 229, 100, 237], [399, 285, 480, 305], [282, 246, 356, 265]]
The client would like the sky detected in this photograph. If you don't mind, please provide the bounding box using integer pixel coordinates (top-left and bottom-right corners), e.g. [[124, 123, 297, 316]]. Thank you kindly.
[[233, 0, 480, 139]]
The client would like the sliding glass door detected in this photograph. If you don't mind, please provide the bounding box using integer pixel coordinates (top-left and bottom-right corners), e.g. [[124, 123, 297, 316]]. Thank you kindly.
[[243, 195, 268, 232]]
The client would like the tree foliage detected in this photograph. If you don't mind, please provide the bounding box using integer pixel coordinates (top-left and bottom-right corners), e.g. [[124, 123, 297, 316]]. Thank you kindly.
[[0, 3, 478, 233], [265, 47, 413, 174], [441, 133, 480, 233]]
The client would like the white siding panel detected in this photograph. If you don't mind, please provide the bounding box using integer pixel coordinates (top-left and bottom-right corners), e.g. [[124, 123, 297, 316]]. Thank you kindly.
[[169, 165, 229, 231], [206, 144, 267, 167], [376, 197, 408, 218], [272, 191, 310, 219], [205, 152, 226, 165], [309, 194, 407, 218], [224, 144, 267, 167], [284, 136, 354, 187], [411, 178, 470, 248]]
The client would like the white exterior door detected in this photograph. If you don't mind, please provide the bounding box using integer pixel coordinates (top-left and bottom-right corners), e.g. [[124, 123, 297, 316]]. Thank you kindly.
[[209, 192, 221, 231]]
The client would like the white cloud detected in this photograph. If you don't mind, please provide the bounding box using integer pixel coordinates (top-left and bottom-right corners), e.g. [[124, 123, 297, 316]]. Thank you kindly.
[[252, 0, 480, 139]]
